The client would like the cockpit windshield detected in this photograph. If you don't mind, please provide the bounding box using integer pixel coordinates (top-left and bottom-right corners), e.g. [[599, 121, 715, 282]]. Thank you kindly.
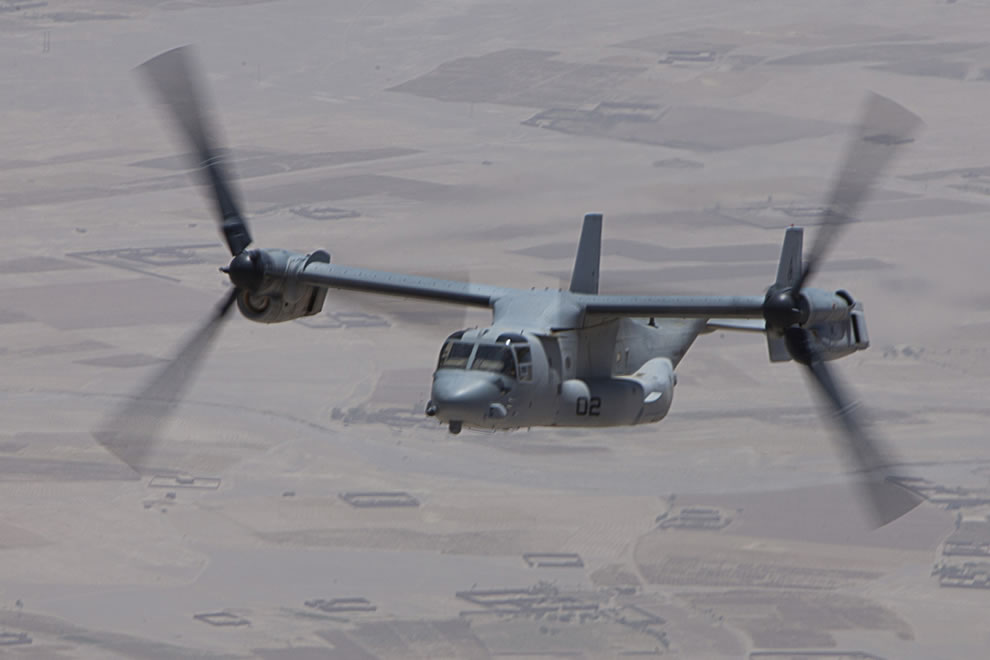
[[437, 341, 473, 369], [470, 345, 516, 378]]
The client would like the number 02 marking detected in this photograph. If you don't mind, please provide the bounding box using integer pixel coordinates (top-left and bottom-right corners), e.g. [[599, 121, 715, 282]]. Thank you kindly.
[[576, 396, 601, 416]]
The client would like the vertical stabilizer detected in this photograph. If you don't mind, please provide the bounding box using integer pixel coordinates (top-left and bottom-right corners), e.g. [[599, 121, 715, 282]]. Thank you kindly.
[[775, 226, 803, 288], [569, 213, 602, 294], [768, 226, 804, 362]]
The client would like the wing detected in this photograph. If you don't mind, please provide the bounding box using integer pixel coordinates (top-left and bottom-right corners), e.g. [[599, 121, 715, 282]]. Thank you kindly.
[[297, 262, 510, 308], [577, 294, 766, 319], [299, 264, 767, 319]]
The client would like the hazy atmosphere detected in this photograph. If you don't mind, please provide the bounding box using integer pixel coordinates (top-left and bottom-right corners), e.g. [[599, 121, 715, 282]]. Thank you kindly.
[[1, 1, 989, 658]]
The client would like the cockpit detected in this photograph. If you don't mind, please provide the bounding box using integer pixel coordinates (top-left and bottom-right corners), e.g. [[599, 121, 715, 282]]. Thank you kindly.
[[436, 330, 533, 380]]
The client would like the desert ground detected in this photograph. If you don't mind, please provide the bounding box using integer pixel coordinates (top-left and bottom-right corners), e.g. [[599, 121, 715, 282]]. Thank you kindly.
[[0, 1, 989, 658]]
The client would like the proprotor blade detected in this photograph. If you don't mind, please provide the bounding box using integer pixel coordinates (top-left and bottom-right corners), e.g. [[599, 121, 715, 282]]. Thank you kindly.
[[794, 93, 922, 293], [94, 289, 237, 474], [787, 328, 922, 527], [137, 46, 253, 256]]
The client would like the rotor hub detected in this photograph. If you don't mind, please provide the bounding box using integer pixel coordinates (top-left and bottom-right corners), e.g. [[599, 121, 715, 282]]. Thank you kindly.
[[226, 250, 264, 293], [763, 287, 802, 333]]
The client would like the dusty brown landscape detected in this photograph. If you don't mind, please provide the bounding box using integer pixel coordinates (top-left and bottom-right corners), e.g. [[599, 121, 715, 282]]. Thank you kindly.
[[0, 1, 989, 658]]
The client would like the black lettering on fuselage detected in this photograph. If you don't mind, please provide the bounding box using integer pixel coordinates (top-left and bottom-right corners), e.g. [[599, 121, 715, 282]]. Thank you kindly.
[[576, 396, 601, 416]]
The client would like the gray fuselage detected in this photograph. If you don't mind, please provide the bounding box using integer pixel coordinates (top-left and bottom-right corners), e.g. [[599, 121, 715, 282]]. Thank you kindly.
[[428, 314, 704, 431]]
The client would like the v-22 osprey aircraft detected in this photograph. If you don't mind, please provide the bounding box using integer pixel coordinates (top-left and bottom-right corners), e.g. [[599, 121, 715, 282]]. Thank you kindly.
[[101, 46, 925, 527]]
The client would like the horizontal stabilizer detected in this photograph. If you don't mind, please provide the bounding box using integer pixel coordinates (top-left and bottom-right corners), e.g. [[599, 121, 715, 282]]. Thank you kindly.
[[767, 334, 792, 362], [705, 319, 766, 334]]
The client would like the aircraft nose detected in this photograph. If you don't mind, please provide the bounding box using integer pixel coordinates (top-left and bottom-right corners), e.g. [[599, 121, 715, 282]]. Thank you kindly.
[[430, 371, 501, 423]]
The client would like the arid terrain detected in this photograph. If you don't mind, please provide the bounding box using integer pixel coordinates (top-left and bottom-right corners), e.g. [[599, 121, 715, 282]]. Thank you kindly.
[[0, 1, 989, 658]]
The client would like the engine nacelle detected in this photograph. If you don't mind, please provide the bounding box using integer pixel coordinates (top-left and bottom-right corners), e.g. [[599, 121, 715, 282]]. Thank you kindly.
[[236, 286, 328, 323], [555, 358, 676, 427], [812, 291, 870, 360], [233, 249, 330, 324], [798, 287, 855, 325], [768, 290, 870, 363]]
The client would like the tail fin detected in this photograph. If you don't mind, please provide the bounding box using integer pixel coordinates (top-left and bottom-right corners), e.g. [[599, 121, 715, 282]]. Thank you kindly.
[[768, 227, 803, 362], [775, 226, 803, 288], [569, 213, 602, 294]]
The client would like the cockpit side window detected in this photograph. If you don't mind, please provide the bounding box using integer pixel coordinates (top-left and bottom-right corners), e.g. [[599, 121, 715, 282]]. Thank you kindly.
[[514, 346, 533, 382], [470, 345, 516, 378], [438, 341, 474, 369]]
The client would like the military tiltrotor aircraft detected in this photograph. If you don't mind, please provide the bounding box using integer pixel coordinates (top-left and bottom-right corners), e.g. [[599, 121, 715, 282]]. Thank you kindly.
[[98, 47, 925, 527]]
